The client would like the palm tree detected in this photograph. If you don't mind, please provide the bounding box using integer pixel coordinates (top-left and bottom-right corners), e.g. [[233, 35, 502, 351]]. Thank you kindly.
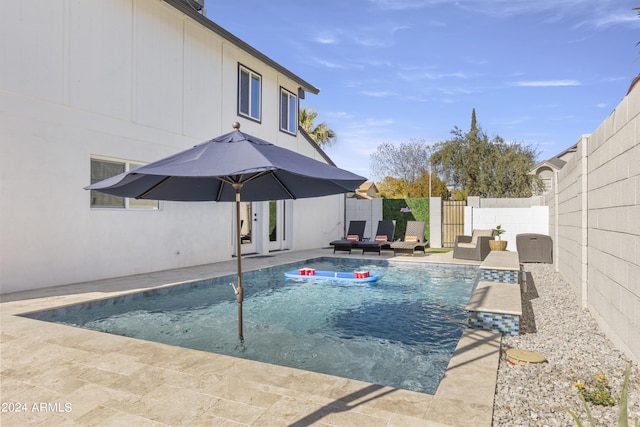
[[299, 108, 336, 147]]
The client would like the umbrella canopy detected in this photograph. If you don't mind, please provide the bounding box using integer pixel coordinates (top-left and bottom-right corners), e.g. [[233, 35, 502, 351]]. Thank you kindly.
[[87, 125, 364, 202], [86, 123, 366, 340]]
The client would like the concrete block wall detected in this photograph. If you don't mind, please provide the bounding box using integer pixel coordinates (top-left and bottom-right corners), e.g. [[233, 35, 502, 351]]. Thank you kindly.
[[584, 87, 640, 363], [475, 197, 545, 208], [344, 198, 383, 240], [463, 206, 549, 252], [548, 84, 640, 363], [554, 137, 587, 303]]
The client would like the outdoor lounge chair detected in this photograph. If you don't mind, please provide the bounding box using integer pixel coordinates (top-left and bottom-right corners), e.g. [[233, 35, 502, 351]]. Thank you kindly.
[[329, 220, 366, 253], [452, 229, 495, 261], [357, 220, 396, 255], [391, 221, 427, 256]]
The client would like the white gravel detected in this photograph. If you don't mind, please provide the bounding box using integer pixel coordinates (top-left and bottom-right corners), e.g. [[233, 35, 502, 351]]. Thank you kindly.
[[492, 263, 640, 427]]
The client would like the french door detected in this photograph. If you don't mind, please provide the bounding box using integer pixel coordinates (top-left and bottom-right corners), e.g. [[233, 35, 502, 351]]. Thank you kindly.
[[268, 200, 287, 251], [238, 200, 288, 255], [239, 201, 256, 255]]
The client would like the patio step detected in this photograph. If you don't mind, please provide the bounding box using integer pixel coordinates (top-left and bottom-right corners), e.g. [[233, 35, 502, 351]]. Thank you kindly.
[[467, 251, 523, 335], [465, 281, 522, 335]]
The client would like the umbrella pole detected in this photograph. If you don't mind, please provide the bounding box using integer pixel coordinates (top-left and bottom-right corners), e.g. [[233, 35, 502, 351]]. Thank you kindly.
[[233, 184, 244, 342]]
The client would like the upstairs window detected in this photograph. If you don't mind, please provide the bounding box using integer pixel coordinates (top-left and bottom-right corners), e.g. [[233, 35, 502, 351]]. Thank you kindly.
[[90, 158, 159, 210], [280, 88, 297, 135], [238, 65, 261, 121]]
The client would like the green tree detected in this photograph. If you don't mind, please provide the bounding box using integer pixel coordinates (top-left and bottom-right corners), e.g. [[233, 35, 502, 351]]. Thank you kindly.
[[370, 139, 448, 198], [370, 139, 430, 183], [299, 108, 336, 147], [377, 176, 411, 198], [431, 109, 544, 198]]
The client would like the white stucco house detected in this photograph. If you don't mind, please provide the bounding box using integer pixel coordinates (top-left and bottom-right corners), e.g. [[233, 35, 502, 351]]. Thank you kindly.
[[0, 0, 350, 294]]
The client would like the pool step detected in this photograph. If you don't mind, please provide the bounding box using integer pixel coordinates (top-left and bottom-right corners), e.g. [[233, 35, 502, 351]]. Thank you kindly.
[[465, 281, 522, 335], [466, 251, 522, 335]]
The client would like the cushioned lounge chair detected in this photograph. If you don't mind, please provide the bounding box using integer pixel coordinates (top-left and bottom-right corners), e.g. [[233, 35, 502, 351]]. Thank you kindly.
[[452, 229, 495, 261], [391, 221, 427, 256], [329, 220, 366, 254], [358, 220, 396, 255]]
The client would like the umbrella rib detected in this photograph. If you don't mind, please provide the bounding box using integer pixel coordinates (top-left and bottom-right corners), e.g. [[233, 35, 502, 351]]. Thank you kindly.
[[271, 173, 295, 199], [216, 171, 278, 195], [137, 175, 172, 199]]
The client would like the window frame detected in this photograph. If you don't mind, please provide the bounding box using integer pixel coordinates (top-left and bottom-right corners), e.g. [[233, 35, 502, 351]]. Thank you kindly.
[[279, 87, 298, 135], [89, 156, 160, 210], [238, 64, 262, 122]]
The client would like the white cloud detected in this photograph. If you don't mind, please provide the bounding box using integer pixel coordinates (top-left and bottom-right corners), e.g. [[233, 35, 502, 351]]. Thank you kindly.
[[512, 80, 581, 87], [368, 0, 638, 30], [311, 57, 345, 69], [326, 111, 354, 119], [361, 90, 397, 97], [397, 70, 469, 81], [353, 36, 393, 48], [364, 118, 394, 127], [574, 13, 639, 29], [314, 33, 339, 44]]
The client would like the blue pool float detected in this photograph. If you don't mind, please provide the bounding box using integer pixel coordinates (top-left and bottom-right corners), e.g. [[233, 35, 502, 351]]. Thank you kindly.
[[284, 270, 381, 282]]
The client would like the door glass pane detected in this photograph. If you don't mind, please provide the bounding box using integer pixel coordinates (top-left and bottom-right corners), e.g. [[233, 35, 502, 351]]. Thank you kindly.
[[240, 202, 252, 244], [269, 200, 277, 242]]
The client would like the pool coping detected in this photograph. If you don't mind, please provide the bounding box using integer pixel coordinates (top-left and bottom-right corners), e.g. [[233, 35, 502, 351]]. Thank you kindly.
[[1, 249, 500, 426]]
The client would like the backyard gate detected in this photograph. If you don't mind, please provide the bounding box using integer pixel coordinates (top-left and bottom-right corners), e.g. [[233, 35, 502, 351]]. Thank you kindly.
[[442, 200, 466, 247]]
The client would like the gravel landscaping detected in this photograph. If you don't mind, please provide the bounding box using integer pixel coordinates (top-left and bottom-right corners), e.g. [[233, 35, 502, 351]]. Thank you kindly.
[[492, 263, 639, 426]]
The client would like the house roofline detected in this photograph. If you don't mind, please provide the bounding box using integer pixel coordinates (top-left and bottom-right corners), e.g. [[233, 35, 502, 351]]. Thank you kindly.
[[163, 0, 320, 96], [552, 143, 577, 160], [298, 127, 336, 166], [531, 159, 562, 172]]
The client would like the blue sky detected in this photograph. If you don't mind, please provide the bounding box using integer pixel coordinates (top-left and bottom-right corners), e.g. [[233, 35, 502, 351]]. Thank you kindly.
[[206, 0, 640, 180]]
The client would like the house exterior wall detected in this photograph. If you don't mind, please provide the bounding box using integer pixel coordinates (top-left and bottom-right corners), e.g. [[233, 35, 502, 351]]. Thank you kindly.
[[0, 0, 339, 294], [548, 87, 640, 363]]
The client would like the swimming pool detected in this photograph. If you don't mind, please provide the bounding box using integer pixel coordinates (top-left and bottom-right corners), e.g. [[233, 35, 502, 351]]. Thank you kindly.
[[26, 258, 479, 394]]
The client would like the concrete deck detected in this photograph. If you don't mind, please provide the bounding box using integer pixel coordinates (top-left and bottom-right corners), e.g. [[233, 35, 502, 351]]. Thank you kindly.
[[465, 281, 522, 316], [479, 251, 520, 271], [1, 249, 500, 426]]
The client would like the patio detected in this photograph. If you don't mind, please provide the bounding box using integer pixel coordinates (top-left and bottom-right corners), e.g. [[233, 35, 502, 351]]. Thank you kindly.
[[1, 249, 499, 426]]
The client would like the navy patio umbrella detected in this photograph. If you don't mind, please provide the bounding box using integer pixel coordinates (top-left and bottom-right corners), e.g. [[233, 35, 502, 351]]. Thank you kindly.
[[86, 122, 366, 340]]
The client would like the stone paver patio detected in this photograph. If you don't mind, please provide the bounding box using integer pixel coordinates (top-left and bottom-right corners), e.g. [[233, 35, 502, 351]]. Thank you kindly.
[[1, 249, 500, 426]]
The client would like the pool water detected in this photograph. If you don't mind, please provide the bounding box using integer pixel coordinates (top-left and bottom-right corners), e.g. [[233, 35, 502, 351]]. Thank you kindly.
[[33, 258, 479, 394]]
